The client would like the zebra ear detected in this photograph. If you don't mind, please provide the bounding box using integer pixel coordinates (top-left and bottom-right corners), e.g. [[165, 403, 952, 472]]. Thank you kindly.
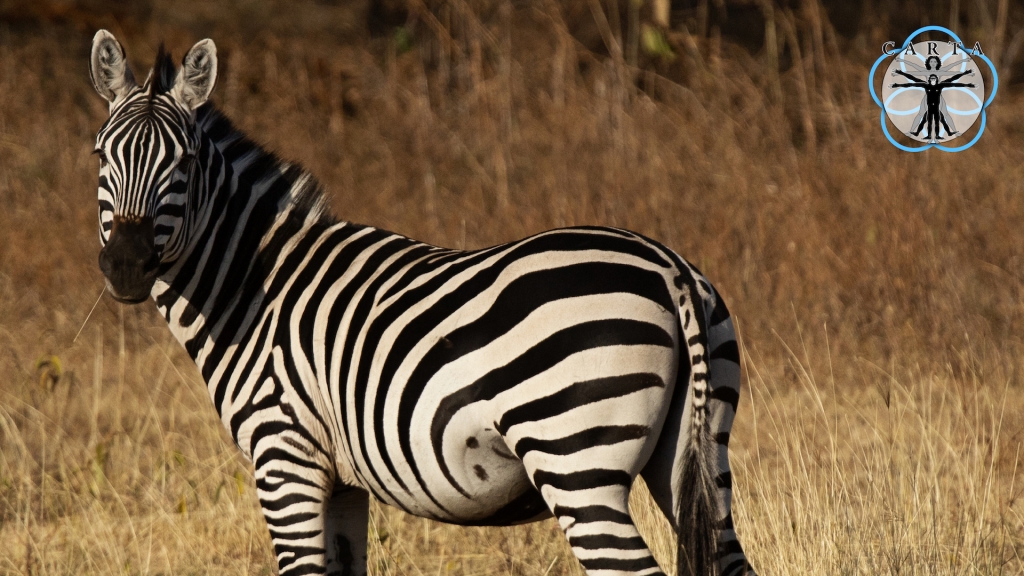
[[90, 30, 137, 105], [171, 39, 217, 111]]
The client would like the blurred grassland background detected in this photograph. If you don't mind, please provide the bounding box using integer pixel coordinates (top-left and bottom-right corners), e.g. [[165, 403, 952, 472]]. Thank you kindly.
[[1, 0, 1024, 573]]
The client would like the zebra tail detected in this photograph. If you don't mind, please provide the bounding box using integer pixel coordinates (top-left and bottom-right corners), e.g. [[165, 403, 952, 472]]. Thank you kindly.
[[675, 283, 718, 576]]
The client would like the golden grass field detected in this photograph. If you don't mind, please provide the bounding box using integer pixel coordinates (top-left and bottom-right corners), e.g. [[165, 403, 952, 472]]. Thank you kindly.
[[1, 0, 1023, 573]]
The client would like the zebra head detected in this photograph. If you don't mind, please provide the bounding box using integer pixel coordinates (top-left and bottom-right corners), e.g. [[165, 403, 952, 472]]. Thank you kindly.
[[89, 30, 217, 303]]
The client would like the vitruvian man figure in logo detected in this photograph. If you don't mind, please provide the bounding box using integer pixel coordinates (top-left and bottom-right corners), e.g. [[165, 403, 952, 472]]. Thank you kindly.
[[88, 30, 757, 576], [890, 55, 975, 141]]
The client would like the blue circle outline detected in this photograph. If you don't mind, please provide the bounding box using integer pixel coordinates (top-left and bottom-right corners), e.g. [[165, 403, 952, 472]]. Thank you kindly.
[[869, 25, 998, 152]]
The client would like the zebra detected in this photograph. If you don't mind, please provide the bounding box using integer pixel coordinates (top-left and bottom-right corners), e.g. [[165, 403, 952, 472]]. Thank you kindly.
[[88, 30, 757, 576]]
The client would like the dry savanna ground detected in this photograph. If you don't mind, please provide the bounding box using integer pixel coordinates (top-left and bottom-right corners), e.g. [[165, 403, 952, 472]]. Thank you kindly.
[[1, 0, 1023, 574]]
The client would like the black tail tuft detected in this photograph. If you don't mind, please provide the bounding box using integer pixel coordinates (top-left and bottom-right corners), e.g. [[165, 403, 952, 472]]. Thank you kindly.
[[676, 435, 718, 576]]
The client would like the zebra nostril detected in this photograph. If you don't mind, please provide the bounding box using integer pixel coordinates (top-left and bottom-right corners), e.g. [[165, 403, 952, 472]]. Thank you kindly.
[[142, 253, 160, 275], [98, 248, 114, 277]]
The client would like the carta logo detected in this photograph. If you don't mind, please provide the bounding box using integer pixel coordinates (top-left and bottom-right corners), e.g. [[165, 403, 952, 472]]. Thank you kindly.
[[869, 26, 998, 152]]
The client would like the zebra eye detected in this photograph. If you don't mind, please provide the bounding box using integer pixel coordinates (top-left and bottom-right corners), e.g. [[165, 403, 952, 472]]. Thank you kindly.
[[173, 153, 197, 180], [93, 149, 108, 167]]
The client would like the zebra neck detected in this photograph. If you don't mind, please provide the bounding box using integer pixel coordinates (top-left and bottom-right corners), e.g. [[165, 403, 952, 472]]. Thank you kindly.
[[153, 105, 334, 387]]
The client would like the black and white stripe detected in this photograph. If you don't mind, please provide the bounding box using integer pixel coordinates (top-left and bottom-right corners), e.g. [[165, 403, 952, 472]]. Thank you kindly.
[[89, 31, 756, 576]]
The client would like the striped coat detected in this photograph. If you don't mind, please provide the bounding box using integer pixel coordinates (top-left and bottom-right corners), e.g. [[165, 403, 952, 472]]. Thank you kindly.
[[89, 30, 756, 576]]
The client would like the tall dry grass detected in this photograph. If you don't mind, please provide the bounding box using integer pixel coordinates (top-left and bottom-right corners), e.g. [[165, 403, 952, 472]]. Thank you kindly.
[[1, 0, 1023, 573]]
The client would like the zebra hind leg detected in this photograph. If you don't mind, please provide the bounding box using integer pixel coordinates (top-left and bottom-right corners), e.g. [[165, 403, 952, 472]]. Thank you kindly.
[[705, 299, 756, 576], [639, 295, 756, 576], [542, 481, 667, 575]]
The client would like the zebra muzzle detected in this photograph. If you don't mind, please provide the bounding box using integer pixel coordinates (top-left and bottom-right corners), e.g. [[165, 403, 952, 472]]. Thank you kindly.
[[98, 215, 160, 304]]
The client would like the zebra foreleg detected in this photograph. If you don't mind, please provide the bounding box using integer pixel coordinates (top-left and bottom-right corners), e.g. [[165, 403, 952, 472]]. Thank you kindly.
[[254, 454, 334, 575], [324, 485, 369, 576]]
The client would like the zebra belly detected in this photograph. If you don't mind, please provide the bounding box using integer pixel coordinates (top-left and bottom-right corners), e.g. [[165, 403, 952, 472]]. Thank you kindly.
[[342, 241, 682, 524], [434, 426, 552, 526], [358, 417, 549, 524], [403, 331, 677, 524]]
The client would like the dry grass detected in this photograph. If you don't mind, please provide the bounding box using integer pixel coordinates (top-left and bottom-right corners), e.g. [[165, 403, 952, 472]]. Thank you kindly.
[[1, 0, 1023, 574]]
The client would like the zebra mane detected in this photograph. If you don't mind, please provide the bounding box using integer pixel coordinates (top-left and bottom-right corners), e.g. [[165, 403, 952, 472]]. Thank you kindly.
[[196, 104, 335, 225], [149, 43, 176, 99]]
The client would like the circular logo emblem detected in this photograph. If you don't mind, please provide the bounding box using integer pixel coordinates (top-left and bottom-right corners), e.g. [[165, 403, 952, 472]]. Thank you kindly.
[[881, 42, 984, 143]]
